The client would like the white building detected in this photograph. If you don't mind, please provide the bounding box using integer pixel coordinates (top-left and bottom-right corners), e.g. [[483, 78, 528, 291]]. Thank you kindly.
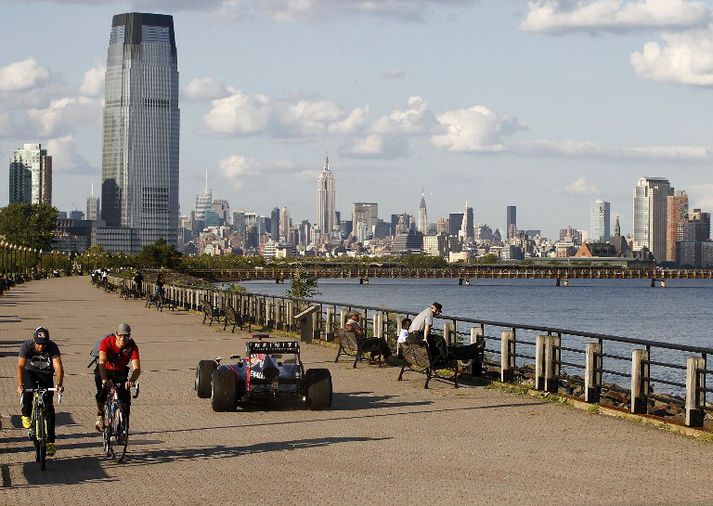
[[589, 200, 610, 242], [418, 191, 428, 235], [10, 143, 52, 204], [633, 177, 673, 261]]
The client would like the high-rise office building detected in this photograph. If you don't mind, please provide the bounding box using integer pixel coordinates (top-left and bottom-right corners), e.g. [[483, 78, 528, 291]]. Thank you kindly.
[[270, 207, 280, 242], [448, 213, 463, 237], [459, 201, 474, 240], [279, 207, 290, 242], [352, 203, 378, 235], [195, 174, 212, 221], [633, 177, 673, 261], [418, 190, 428, 234], [589, 199, 611, 243], [666, 191, 688, 262], [9, 143, 51, 204], [506, 206, 517, 240], [316, 156, 336, 241], [101, 12, 179, 251], [86, 181, 100, 221]]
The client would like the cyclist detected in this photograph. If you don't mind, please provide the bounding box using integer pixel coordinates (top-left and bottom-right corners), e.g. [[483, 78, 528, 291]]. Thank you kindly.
[[17, 327, 64, 456], [94, 323, 141, 432]]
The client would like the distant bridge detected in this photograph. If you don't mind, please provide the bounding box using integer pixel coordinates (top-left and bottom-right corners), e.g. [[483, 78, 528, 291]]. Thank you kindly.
[[188, 266, 713, 283]]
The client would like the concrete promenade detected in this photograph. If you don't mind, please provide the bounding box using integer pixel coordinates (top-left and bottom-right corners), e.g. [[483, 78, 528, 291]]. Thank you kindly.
[[1, 277, 711, 505]]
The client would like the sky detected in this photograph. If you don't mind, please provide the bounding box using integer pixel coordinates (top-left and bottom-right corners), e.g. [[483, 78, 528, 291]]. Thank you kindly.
[[1, 0, 713, 238]]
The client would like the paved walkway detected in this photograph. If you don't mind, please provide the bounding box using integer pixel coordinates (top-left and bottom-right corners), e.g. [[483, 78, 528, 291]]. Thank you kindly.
[[0, 277, 711, 505]]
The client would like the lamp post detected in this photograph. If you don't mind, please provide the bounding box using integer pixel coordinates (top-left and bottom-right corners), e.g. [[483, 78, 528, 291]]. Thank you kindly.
[[0, 240, 5, 277]]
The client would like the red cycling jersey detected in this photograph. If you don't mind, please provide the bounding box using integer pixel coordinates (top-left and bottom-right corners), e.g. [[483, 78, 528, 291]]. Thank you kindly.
[[98, 334, 139, 372]]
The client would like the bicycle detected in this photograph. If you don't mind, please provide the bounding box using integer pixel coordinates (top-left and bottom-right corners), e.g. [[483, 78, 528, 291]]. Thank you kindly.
[[102, 381, 139, 462], [21, 386, 62, 471]]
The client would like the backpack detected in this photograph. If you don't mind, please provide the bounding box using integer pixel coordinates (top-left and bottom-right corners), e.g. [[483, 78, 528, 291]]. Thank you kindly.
[[88, 334, 113, 368]]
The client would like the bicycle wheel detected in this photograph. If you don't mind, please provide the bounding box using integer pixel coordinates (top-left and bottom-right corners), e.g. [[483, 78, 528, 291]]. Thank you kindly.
[[113, 404, 129, 462], [103, 404, 113, 458], [36, 407, 46, 471]]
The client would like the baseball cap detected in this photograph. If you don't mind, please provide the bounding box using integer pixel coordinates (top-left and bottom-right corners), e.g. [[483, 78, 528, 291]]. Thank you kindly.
[[116, 323, 131, 335], [33, 327, 50, 344]]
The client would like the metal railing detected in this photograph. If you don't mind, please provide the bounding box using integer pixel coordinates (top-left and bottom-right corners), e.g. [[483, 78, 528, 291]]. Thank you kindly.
[[108, 275, 712, 427]]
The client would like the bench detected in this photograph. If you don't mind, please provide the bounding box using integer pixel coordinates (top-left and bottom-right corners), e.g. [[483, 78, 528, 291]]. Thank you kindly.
[[202, 304, 224, 326], [334, 329, 391, 368], [223, 306, 251, 333], [398, 338, 483, 389], [145, 290, 164, 311]]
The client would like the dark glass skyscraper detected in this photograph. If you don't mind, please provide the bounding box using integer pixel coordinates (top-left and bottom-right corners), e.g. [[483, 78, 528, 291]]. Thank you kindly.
[[506, 205, 517, 240], [101, 13, 179, 250]]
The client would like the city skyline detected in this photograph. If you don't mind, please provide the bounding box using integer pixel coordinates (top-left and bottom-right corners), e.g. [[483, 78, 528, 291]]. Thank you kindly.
[[1, 1, 713, 238]]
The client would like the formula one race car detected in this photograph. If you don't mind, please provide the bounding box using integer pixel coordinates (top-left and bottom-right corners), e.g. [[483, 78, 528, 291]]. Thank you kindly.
[[194, 336, 332, 412]]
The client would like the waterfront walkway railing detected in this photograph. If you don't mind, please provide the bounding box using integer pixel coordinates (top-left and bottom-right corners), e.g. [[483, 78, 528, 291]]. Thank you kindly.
[[111, 275, 712, 428]]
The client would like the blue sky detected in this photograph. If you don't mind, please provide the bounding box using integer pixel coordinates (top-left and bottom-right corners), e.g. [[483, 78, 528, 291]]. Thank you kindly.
[[1, 0, 712, 238]]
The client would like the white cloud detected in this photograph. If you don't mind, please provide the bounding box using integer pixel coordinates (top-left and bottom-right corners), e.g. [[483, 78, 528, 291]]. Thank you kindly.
[[380, 69, 407, 79], [521, 0, 710, 34], [218, 154, 297, 188], [184, 77, 231, 101], [46, 135, 96, 174], [631, 26, 713, 85], [203, 89, 367, 138], [26, 96, 102, 137], [341, 134, 410, 158], [517, 139, 712, 161], [687, 183, 713, 209], [0, 58, 50, 92], [371, 96, 435, 135], [562, 177, 601, 195], [431, 105, 524, 152], [79, 63, 105, 97], [203, 91, 272, 136]]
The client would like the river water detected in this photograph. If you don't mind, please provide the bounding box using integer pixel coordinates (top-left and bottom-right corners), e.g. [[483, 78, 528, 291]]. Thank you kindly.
[[238, 278, 713, 394]]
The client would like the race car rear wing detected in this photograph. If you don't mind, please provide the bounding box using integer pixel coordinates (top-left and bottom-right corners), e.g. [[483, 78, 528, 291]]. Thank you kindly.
[[247, 341, 300, 354]]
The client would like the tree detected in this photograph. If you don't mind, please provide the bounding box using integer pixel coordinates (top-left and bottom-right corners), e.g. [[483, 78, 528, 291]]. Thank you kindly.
[[477, 253, 499, 264], [286, 265, 320, 299], [0, 203, 58, 251], [137, 239, 182, 269]]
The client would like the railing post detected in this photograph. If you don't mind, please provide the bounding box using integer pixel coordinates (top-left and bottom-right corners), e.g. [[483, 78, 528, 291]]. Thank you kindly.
[[311, 311, 319, 340], [339, 309, 347, 329], [686, 356, 705, 427], [545, 334, 561, 393], [374, 312, 382, 338], [535, 335, 546, 391], [501, 330, 515, 382], [585, 343, 602, 403], [469, 327, 484, 376], [285, 300, 294, 330], [264, 298, 272, 327], [631, 349, 650, 414], [443, 322, 454, 347]]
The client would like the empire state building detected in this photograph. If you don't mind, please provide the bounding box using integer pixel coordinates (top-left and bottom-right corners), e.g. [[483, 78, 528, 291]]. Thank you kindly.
[[316, 157, 336, 241]]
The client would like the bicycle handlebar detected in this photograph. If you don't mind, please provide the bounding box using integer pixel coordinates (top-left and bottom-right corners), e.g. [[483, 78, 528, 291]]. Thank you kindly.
[[20, 387, 62, 403]]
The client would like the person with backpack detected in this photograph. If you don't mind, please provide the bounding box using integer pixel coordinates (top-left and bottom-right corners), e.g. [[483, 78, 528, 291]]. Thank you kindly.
[[93, 323, 141, 432], [17, 327, 64, 456]]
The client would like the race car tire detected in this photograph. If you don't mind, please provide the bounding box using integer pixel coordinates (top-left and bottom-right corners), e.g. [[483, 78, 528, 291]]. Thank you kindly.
[[195, 360, 216, 398], [304, 368, 332, 410], [211, 368, 237, 412]]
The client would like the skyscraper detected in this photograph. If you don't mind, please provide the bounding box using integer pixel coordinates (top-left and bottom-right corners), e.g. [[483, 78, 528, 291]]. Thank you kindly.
[[506, 206, 517, 240], [418, 190, 428, 234], [459, 201, 474, 240], [279, 207, 290, 242], [633, 177, 673, 261], [316, 156, 336, 241], [195, 173, 212, 222], [101, 12, 179, 250], [86, 181, 100, 221], [589, 199, 611, 242], [352, 203, 378, 236], [9, 144, 51, 204], [666, 191, 688, 262], [448, 213, 463, 236], [270, 207, 280, 242]]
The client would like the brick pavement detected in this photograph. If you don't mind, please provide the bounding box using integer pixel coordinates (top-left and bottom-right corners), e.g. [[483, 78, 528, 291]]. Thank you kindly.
[[1, 277, 712, 505]]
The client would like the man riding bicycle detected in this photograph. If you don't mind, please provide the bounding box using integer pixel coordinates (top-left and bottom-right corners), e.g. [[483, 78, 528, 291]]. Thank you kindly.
[[94, 323, 141, 432], [17, 327, 64, 456]]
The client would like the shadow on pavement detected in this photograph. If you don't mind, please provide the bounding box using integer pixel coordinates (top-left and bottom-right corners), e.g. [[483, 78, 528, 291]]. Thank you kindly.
[[332, 392, 432, 411], [119, 436, 391, 467], [20, 456, 114, 486], [136, 400, 548, 438]]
